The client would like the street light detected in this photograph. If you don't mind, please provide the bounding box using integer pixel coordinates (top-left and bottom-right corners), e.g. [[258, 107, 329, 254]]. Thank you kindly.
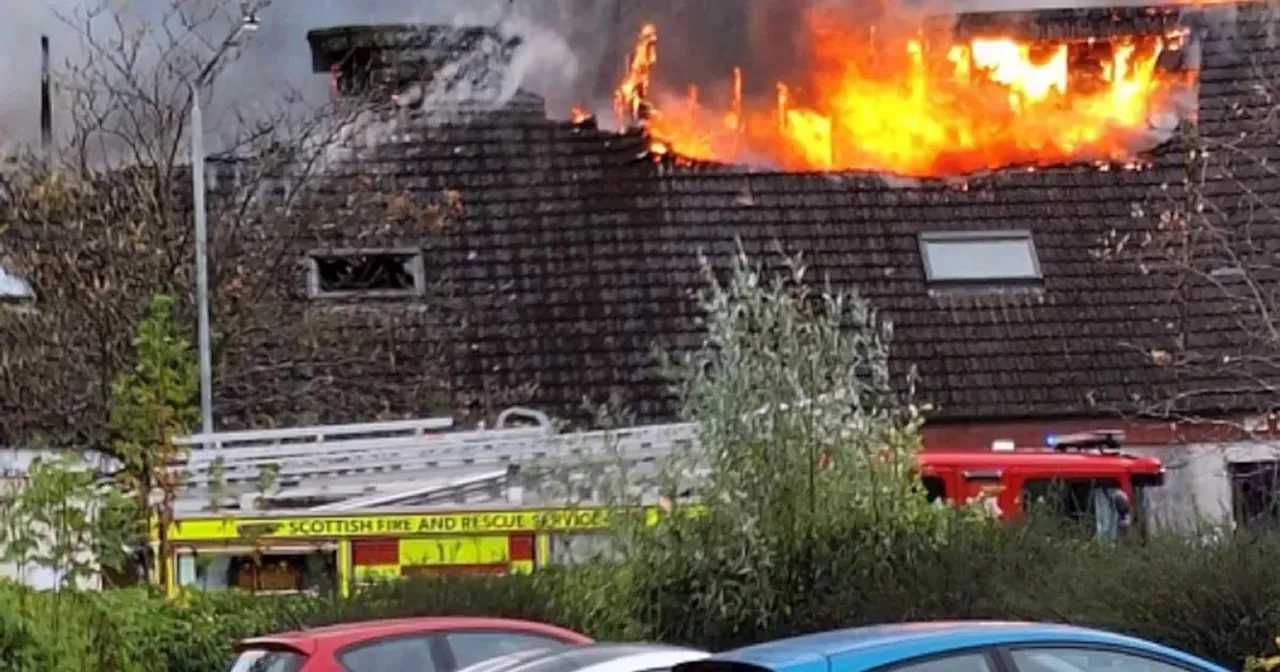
[[191, 12, 260, 437]]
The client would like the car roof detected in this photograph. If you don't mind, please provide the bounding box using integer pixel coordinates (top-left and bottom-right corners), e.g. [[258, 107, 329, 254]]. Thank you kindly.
[[919, 451, 1162, 474], [480, 643, 706, 672], [237, 617, 592, 655], [458, 647, 569, 672], [676, 622, 1229, 672], [573, 648, 710, 672]]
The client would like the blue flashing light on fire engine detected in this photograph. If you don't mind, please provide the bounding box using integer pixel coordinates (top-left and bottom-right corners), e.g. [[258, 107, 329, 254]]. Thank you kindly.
[[1044, 430, 1126, 452]]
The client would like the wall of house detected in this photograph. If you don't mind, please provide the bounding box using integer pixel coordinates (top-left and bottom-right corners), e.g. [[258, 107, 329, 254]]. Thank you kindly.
[[1126, 443, 1232, 533], [0, 448, 104, 591]]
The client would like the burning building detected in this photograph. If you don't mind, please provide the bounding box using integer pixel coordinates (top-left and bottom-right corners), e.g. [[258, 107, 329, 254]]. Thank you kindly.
[[5, 2, 1280, 529], [206, 2, 1280, 529], [288, 3, 1271, 529]]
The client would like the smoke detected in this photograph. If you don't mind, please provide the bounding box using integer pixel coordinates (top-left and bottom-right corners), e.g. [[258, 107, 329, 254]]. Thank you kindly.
[[0, 0, 922, 148]]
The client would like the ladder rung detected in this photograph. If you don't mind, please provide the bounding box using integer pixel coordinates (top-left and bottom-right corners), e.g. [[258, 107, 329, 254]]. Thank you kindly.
[[178, 417, 457, 449]]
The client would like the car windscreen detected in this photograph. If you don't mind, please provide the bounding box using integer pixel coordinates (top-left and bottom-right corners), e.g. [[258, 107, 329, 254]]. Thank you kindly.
[[229, 648, 309, 672]]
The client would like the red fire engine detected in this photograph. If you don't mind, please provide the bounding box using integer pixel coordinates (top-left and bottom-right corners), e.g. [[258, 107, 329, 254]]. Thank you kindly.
[[919, 430, 1163, 532]]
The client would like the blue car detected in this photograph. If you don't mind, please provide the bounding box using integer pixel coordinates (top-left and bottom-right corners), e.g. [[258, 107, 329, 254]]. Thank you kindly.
[[673, 622, 1230, 672]]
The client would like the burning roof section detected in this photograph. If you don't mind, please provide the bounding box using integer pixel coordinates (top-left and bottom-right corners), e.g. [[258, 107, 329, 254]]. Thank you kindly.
[[611, 5, 1203, 178]]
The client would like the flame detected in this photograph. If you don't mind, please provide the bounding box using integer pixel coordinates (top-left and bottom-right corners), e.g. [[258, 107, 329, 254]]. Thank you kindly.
[[571, 106, 594, 124], [613, 13, 1196, 177], [615, 23, 658, 124]]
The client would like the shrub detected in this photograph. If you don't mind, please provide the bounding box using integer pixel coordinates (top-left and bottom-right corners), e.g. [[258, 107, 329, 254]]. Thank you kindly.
[[7, 520, 1280, 670]]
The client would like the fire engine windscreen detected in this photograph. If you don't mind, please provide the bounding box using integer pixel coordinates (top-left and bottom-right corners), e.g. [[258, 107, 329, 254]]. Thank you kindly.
[[1024, 478, 1136, 540], [1094, 487, 1133, 539]]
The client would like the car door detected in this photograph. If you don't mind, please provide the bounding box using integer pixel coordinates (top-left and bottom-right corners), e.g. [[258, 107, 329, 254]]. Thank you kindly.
[[441, 631, 577, 671], [1001, 646, 1220, 672]]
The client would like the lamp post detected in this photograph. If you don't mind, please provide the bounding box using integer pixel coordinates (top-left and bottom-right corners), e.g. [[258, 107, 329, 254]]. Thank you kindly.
[[191, 13, 259, 437]]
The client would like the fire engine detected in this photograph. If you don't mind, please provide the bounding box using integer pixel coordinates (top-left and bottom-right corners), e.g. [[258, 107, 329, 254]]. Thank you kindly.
[[154, 410, 1162, 598], [919, 430, 1163, 530]]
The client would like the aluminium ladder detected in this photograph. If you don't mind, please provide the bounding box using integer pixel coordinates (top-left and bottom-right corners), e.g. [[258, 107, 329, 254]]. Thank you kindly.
[[169, 406, 699, 511]]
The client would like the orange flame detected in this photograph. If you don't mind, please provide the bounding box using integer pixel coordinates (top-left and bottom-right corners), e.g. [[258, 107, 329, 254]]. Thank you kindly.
[[615, 23, 658, 124], [613, 13, 1196, 177], [571, 106, 594, 124]]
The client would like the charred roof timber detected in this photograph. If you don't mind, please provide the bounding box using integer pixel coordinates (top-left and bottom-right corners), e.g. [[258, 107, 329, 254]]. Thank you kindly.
[[950, 6, 1186, 41], [306, 24, 522, 103]]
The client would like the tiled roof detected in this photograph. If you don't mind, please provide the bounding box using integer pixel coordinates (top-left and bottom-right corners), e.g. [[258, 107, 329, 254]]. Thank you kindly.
[[426, 125, 1184, 421], [212, 2, 1280, 428], [430, 3, 1273, 423]]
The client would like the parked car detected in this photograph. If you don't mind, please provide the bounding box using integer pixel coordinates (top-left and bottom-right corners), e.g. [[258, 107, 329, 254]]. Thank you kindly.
[[456, 643, 709, 672], [229, 616, 593, 672], [672, 622, 1229, 672]]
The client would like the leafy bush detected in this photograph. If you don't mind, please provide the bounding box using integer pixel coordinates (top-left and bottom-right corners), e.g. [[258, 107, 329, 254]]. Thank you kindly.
[[8, 530, 1280, 671]]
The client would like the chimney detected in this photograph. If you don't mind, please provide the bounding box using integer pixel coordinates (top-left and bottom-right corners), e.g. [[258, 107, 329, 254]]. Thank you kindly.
[[305, 24, 522, 107], [40, 35, 51, 157]]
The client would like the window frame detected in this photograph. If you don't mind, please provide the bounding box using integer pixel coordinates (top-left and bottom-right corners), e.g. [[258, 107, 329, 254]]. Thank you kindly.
[[1228, 460, 1280, 532], [996, 643, 1209, 672], [437, 628, 579, 671], [917, 230, 1043, 286], [335, 631, 448, 672], [306, 247, 426, 300], [921, 475, 948, 505], [865, 645, 1004, 672]]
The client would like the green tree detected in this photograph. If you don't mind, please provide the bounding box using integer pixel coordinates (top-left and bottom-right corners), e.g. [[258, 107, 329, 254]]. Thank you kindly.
[[659, 244, 932, 534], [108, 294, 198, 590], [553, 244, 944, 643]]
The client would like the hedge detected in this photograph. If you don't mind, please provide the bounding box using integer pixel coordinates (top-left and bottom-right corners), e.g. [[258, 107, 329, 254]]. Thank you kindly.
[[4, 518, 1280, 672]]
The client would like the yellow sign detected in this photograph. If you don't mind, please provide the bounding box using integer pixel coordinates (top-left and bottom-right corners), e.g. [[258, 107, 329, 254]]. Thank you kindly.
[[401, 536, 510, 566], [167, 508, 617, 542]]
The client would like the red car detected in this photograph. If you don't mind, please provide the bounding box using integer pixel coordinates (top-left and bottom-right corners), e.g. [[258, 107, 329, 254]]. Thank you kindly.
[[230, 616, 593, 672]]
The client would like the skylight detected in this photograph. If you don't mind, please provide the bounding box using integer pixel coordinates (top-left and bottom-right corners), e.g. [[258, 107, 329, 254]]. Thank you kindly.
[[0, 266, 33, 301], [919, 230, 1042, 285]]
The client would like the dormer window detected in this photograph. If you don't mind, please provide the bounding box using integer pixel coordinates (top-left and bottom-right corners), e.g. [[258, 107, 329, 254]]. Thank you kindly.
[[919, 230, 1042, 288], [307, 249, 425, 300]]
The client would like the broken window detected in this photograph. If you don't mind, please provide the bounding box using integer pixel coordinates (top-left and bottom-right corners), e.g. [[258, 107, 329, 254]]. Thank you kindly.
[[307, 250, 425, 299], [919, 230, 1042, 285], [1230, 461, 1280, 532]]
